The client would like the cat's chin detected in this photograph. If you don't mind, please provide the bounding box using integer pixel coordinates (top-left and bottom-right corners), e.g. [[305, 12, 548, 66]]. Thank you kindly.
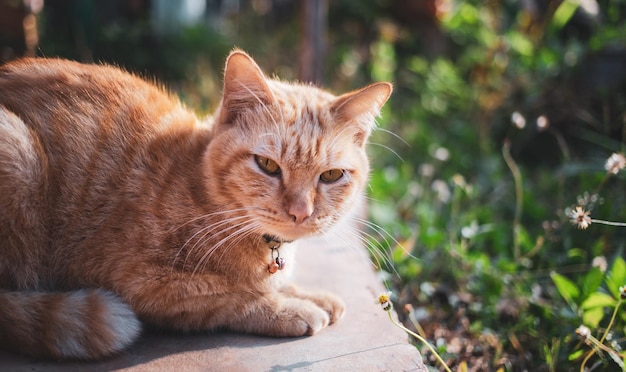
[[264, 227, 319, 243], [265, 232, 304, 243]]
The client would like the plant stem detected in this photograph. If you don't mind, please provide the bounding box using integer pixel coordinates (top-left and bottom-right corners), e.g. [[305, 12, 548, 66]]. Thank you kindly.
[[502, 141, 523, 260], [590, 219, 626, 227], [599, 299, 623, 345], [406, 306, 428, 339], [579, 299, 624, 371], [386, 310, 452, 372]]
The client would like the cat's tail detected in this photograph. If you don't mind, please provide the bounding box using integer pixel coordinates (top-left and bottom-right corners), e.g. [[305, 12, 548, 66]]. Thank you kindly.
[[0, 288, 141, 359]]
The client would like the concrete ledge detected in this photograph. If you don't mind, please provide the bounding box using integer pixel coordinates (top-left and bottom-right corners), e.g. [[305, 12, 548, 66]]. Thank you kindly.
[[0, 236, 426, 371]]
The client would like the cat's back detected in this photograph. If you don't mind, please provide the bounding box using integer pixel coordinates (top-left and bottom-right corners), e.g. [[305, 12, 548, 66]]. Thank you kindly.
[[0, 58, 185, 137], [0, 58, 205, 251], [0, 58, 201, 183]]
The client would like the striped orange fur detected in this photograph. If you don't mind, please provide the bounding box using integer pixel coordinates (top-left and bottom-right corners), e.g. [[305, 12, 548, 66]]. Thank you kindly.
[[0, 51, 392, 359]]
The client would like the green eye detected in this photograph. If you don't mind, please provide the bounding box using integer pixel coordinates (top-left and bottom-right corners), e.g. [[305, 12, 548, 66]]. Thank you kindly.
[[320, 169, 344, 183], [255, 155, 281, 175]]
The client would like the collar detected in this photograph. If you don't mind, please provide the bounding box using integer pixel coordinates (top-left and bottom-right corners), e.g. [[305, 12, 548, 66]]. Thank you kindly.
[[263, 234, 294, 274], [262, 234, 293, 249]]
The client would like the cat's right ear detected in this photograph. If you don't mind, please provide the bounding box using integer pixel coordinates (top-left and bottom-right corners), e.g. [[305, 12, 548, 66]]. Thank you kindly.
[[331, 82, 393, 146], [217, 51, 274, 124]]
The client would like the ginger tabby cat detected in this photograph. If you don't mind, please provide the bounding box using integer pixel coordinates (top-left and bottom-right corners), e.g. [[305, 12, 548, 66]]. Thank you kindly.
[[0, 50, 392, 359]]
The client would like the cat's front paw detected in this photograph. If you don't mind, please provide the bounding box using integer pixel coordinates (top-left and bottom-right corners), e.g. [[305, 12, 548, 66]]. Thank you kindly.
[[279, 285, 346, 325], [280, 298, 331, 336], [228, 289, 345, 338], [232, 295, 340, 337], [303, 292, 346, 324]]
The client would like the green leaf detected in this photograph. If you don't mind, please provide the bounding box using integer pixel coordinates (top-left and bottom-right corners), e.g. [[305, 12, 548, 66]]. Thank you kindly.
[[514, 224, 534, 252], [552, 0, 579, 29], [606, 256, 626, 299], [581, 292, 616, 328], [581, 292, 617, 310], [551, 271, 580, 307], [567, 248, 586, 260], [581, 267, 604, 299], [507, 32, 534, 57], [568, 349, 584, 361], [582, 307, 604, 328]]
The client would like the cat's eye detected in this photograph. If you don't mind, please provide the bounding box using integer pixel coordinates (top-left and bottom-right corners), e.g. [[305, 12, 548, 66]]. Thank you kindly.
[[255, 155, 281, 175], [320, 169, 344, 183]]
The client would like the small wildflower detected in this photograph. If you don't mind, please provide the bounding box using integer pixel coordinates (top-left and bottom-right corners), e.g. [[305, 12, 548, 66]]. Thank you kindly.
[[591, 256, 607, 273], [570, 206, 592, 229], [431, 179, 451, 203], [511, 111, 526, 129], [576, 192, 601, 208], [420, 163, 435, 178], [620, 285, 626, 300], [576, 325, 591, 341], [378, 291, 393, 311], [433, 147, 450, 161], [461, 221, 480, 239], [536, 115, 549, 131], [407, 181, 423, 198], [452, 174, 467, 188], [605, 153, 626, 175]]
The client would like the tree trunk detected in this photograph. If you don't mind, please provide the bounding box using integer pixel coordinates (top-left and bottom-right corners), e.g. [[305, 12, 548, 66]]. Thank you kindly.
[[299, 0, 327, 84]]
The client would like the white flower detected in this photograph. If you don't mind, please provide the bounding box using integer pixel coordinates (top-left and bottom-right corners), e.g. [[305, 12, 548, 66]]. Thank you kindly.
[[433, 147, 450, 161], [420, 163, 435, 178], [570, 206, 592, 230], [536, 115, 549, 131], [461, 221, 479, 239], [511, 111, 526, 129], [576, 325, 591, 340], [431, 179, 451, 203], [605, 153, 626, 175], [377, 291, 393, 311], [591, 256, 607, 273]]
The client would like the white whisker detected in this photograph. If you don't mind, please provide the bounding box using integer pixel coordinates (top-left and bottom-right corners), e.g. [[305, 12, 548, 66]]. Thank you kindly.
[[169, 206, 260, 272], [323, 228, 374, 266], [179, 215, 252, 271], [354, 216, 417, 261], [192, 220, 262, 275], [324, 222, 398, 277], [368, 142, 404, 162], [375, 127, 411, 148]]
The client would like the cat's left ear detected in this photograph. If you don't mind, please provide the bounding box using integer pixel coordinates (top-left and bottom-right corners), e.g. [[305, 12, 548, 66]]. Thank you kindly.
[[218, 50, 275, 123], [331, 82, 393, 146]]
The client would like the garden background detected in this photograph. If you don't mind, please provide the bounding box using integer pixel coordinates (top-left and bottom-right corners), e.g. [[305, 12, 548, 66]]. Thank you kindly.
[[1, 0, 625, 370]]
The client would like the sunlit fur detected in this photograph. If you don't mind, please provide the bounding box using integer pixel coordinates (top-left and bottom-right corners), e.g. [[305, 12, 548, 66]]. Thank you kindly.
[[0, 51, 392, 360]]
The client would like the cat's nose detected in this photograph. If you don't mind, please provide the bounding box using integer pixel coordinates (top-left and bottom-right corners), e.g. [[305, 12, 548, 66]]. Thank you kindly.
[[288, 202, 313, 224]]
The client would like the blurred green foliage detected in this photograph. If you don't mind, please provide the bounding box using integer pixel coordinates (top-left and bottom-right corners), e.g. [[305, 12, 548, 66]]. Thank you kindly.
[[364, 1, 626, 370]]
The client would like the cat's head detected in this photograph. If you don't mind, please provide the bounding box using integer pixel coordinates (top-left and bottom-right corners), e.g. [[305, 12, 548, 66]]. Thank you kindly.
[[204, 50, 391, 242]]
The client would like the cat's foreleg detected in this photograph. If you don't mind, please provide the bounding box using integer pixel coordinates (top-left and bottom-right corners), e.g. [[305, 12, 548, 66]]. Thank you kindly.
[[117, 270, 344, 338], [224, 291, 341, 337]]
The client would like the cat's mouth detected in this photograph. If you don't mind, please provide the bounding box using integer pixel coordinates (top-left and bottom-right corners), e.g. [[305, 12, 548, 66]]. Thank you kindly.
[[261, 224, 322, 242], [259, 220, 320, 242], [262, 234, 294, 246]]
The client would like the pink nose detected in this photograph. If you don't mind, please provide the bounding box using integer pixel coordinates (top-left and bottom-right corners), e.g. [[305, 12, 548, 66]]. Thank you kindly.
[[288, 202, 313, 224]]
